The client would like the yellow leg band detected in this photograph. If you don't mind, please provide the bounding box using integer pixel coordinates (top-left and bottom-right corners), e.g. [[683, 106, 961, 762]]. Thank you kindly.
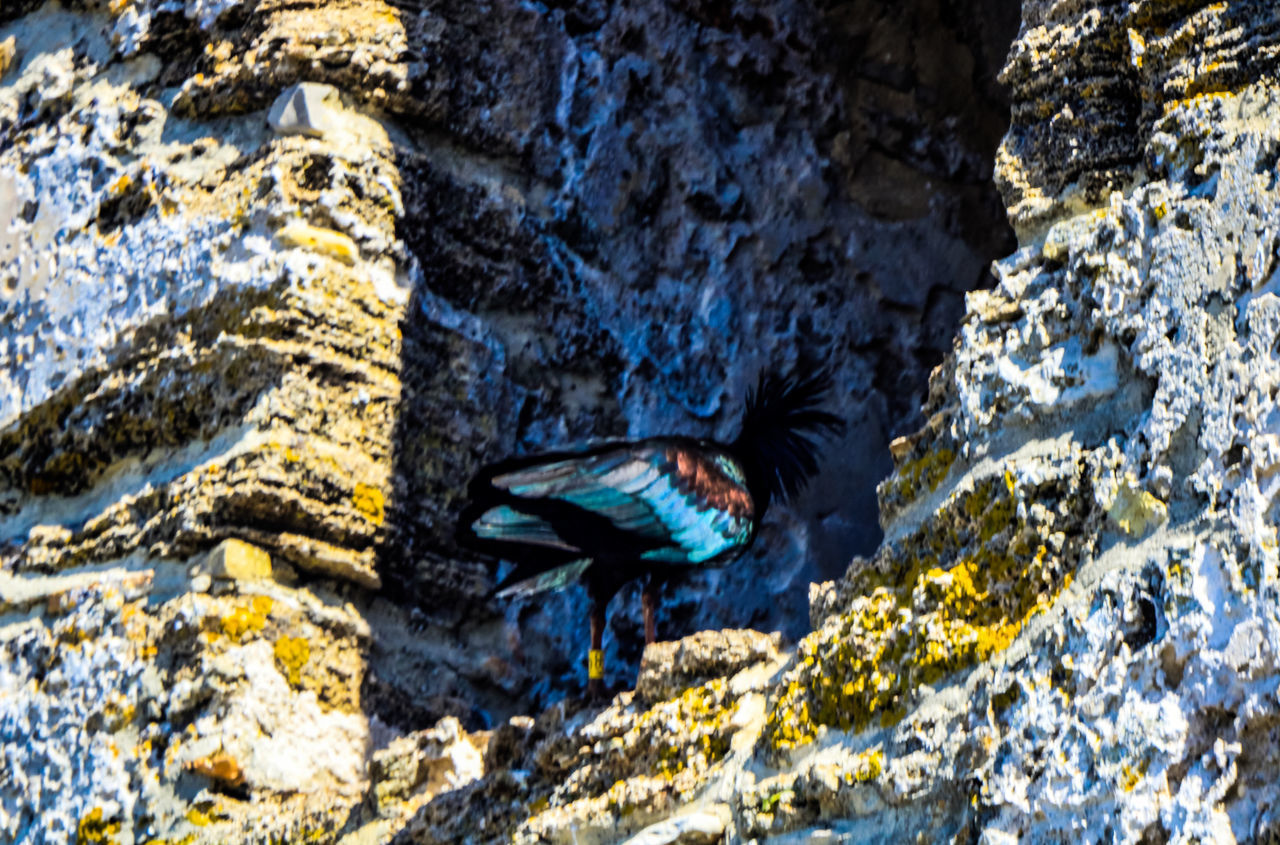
[[588, 649, 604, 680]]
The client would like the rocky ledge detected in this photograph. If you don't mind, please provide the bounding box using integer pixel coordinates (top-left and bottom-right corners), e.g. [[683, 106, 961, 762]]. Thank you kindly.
[[6, 0, 1280, 843]]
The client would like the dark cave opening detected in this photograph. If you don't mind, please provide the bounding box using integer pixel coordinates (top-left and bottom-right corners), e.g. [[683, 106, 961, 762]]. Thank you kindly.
[[380, 0, 1023, 723]]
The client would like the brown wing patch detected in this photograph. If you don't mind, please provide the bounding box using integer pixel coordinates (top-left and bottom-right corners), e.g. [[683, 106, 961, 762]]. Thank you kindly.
[[668, 449, 754, 518]]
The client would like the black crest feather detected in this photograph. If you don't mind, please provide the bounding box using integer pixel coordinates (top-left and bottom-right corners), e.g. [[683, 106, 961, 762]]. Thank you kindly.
[[734, 368, 844, 506]]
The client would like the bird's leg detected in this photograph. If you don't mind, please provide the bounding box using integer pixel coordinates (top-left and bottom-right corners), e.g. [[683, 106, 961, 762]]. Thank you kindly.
[[587, 599, 606, 700], [641, 581, 658, 646]]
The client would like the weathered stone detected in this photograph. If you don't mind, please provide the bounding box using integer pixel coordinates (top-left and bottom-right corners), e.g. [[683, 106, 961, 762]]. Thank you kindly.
[[33, 0, 1280, 841], [370, 716, 485, 819], [0, 0, 1025, 748], [387, 1, 1280, 843], [636, 629, 782, 704], [205, 538, 273, 582]]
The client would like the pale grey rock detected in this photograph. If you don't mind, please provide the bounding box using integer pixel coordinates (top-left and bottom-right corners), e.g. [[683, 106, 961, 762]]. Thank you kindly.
[[621, 806, 729, 845], [268, 82, 342, 139]]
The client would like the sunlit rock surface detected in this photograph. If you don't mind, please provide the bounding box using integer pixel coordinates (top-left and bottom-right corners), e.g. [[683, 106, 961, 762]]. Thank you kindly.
[[10, 0, 1280, 842], [415, 0, 1280, 842], [0, 0, 1020, 752]]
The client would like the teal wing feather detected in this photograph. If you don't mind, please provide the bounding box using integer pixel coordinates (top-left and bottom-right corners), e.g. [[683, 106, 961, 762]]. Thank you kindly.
[[487, 444, 755, 565], [494, 559, 594, 599], [471, 505, 579, 550]]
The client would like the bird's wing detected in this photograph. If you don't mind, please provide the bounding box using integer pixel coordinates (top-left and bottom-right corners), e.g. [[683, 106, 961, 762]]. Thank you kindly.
[[482, 443, 755, 565]]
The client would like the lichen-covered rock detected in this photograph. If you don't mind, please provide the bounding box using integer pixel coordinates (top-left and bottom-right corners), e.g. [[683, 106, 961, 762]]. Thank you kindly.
[[393, 1, 1280, 842], [748, 2, 1280, 842], [0, 0, 1024, 739], [766, 454, 1089, 751], [29, 0, 1280, 841], [0, 557, 371, 843], [397, 628, 786, 845], [1, 6, 1023, 840]]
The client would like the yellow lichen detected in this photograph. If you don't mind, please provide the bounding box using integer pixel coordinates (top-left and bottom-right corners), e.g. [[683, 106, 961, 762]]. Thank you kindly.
[[274, 636, 310, 687], [352, 482, 386, 524], [184, 801, 232, 828], [185, 806, 215, 827], [1120, 758, 1149, 792], [1126, 28, 1145, 70], [219, 595, 273, 640], [847, 747, 884, 783], [77, 808, 121, 844], [1162, 89, 1236, 116], [644, 679, 734, 778], [766, 471, 1077, 751]]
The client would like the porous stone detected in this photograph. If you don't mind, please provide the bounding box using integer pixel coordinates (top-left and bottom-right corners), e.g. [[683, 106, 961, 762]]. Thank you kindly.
[[621, 807, 730, 845], [398, 634, 771, 845]]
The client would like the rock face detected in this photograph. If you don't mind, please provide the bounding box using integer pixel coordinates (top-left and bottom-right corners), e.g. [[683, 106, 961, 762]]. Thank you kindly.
[[405, 0, 1280, 842], [1, 0, 1017, 748], [14, 0, 1280, 842], [751, 3, 1280, 841], [0, 0, 1018, 840]]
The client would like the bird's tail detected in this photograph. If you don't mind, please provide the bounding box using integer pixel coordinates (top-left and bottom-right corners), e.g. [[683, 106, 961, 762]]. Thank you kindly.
[[734, 368, 844, 505]]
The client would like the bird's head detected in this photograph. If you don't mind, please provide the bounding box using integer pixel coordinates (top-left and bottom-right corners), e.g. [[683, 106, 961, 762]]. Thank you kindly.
[[732, 367, 844, 511]]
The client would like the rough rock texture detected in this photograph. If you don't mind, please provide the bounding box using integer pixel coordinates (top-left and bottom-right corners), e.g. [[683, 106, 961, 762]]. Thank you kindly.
[[716, 1, 1280, 842], [404, 0, 1280, 843], [21, 0, 1280, 842], [0, 0, 1020, 840], [745, 2, 1280, 841], [396, 631, 785, 845]]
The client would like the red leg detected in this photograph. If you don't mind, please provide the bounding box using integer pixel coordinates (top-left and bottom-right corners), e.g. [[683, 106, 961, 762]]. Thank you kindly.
[[587, 600, 605, 699], [641, 583, 658, 645]]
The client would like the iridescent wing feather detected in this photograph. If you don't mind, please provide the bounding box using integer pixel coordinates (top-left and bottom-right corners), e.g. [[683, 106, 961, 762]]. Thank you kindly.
[[468, 442, 756, 571]]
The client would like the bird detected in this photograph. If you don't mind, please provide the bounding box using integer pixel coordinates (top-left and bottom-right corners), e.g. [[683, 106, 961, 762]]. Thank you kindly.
[[456, 367, 843, 699]]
